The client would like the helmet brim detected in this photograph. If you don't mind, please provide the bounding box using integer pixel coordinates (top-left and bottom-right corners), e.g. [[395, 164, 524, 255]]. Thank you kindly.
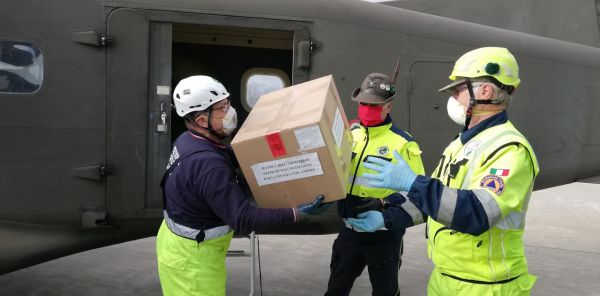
[[438, 78, 467, 93]]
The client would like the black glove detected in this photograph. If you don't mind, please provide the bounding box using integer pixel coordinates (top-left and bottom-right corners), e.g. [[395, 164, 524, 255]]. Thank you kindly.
[[297, 195, 332, 217]]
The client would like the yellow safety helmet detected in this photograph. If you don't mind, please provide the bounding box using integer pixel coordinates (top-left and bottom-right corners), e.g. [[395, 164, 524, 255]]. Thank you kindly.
[[439, 47, 520, 93]]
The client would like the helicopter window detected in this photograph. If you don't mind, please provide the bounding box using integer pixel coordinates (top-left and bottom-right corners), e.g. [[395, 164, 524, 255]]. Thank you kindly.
[[241, 68, 289, 112], [0, 41, 43, 94]]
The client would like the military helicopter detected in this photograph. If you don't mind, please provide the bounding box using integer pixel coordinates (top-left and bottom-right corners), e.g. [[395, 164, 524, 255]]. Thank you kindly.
[[2, 0, 600, 274]]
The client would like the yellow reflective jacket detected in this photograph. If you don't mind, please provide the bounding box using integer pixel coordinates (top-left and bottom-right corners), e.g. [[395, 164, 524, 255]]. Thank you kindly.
[[424, 115, 539, 282], [338, 116, 425, 219]]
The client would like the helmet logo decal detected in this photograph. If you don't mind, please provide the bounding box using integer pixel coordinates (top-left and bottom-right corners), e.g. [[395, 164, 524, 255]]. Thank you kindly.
[[485, 63, 500, 75], [183, 89, 191, 95], [377, 146, 389, 156]]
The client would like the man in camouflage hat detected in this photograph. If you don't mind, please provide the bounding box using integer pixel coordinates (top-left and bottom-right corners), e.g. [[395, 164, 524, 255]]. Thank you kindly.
[[324, 73, 425, 296]]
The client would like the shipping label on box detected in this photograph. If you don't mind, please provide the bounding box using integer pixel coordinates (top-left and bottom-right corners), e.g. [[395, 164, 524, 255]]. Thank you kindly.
[[251, 153, 323, 186]]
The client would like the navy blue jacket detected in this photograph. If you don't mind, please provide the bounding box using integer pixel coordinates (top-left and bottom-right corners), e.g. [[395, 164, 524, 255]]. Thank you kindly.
[[163, 131, 295, 234]]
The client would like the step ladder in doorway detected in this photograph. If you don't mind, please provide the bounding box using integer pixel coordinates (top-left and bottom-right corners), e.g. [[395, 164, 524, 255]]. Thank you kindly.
[[227, 231, 257, 296]]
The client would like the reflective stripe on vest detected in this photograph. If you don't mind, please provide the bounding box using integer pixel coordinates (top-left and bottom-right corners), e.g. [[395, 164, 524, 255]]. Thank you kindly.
[[437, 187, 501, 227], [163, 210, 232, 242], [459, 128, 528, 228], [458, 128, 534, 230]]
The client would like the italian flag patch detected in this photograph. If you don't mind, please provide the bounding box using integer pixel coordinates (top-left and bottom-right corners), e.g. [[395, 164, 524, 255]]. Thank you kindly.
[[490, 168, 510, 176]]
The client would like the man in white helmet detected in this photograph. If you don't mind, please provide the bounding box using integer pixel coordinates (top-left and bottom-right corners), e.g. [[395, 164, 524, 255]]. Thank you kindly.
[[347, 47, 539, 295], [156, 75, 329, 296]]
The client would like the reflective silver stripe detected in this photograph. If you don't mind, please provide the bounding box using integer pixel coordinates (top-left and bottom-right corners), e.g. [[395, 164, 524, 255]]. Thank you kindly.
[[496, 187, 531, 230], [495, 211, 525, 230], [437, 187, 458, 225], [401, 200, 424, 225], [163, 210, 232, 241], [204, 225, 233, 240], [473, 189, 502, 227]]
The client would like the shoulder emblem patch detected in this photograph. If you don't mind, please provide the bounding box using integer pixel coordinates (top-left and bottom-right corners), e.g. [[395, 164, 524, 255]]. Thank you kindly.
[[377, 146, 389, 157], [480, 175, 505, 195]]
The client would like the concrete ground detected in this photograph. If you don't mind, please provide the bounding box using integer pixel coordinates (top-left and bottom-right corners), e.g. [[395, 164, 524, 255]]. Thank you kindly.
[[0, 182, 599, 295]]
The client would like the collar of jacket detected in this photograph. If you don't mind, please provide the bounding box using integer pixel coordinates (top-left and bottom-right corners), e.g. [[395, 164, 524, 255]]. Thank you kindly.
[[188, 130, 227, 149], [361, 115, 393, 136], [459, 110, 508, 144]]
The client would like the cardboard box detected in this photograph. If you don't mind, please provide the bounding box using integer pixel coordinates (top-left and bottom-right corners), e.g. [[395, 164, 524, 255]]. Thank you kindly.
[[231, 75, 352, 208]]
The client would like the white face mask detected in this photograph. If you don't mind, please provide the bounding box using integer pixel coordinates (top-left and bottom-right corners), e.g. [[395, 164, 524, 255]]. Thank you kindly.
[[221, 106, 238, 135], [447, 96, 466, 126]]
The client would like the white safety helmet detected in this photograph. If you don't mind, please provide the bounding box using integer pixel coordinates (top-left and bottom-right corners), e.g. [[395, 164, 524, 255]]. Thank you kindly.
[[173, 75, 230, 117]]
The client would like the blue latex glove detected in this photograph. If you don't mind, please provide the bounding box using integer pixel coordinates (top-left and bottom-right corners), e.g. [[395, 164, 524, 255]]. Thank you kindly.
[[362, 150, 417, 192], [346, 210, 385, 232], [297, 195, 331, 217]]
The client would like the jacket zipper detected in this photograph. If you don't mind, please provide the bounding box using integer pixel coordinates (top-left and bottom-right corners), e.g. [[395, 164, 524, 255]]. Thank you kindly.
[[349, 127, 369, 195]]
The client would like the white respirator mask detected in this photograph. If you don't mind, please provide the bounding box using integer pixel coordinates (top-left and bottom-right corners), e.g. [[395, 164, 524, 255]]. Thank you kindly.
[[447, 96, 467, 126], [221, 106, 238, 135]]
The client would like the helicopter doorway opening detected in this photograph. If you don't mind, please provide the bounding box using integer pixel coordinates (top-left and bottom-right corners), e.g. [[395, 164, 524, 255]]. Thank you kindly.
[[107, 8, 310, 221], [169, 23, 295, 142], [145, 22, 304, 211]]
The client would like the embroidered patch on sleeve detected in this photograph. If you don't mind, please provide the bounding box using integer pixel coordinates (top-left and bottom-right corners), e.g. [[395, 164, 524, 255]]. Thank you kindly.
[[480, 175, 505, 195]]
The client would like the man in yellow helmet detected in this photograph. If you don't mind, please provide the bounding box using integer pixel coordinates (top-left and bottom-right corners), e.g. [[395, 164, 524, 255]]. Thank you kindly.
[[347, 47, 539, 295]]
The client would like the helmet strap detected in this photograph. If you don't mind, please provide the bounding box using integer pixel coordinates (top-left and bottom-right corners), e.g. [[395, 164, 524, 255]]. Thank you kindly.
[[185, 113, 199, 126], [486, 76, 515, 95], [463, 79, 499, 130], [185, 109, 216, 135], [207, 108, 213, 131], [464, 79, 476, 131], [185, 110, 225, 143], [206, 108, 219, 136]]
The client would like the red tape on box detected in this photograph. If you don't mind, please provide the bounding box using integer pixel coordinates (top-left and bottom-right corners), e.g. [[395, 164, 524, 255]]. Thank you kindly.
[[266, 132, 287, 157]]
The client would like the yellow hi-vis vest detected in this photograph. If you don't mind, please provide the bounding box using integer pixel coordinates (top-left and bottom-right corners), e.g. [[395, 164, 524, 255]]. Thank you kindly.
[[348, 122, 425, 199], [427, 120, 539, 282]]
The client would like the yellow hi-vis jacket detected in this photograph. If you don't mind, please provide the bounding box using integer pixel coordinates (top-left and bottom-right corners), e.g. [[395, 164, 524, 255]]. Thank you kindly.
[[421, 115, 539, 283], [338, 116, 425, 221]]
